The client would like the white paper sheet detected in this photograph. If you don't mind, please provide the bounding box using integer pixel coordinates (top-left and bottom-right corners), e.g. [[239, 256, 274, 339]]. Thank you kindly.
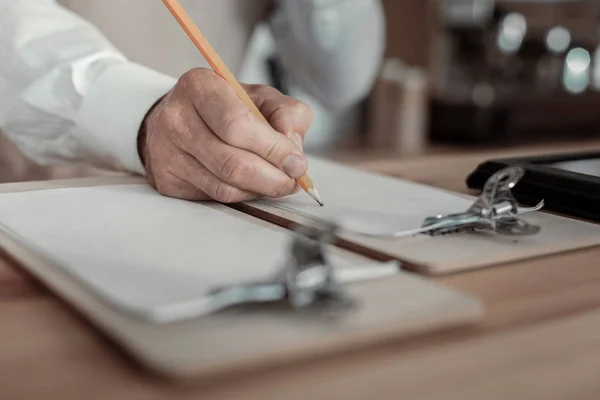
[[0, 184, 386, 323], [256, 157, 476, 236]]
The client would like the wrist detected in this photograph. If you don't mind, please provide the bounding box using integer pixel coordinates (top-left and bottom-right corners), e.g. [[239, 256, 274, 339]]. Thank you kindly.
[[137, 95, 166, 168]]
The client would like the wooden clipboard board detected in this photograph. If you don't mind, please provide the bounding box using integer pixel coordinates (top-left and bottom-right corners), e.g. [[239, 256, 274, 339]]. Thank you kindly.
[[0, 178, 484, 380]]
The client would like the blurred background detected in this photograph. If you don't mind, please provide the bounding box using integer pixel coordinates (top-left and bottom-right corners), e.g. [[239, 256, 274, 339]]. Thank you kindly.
[[3, 0, 600, 181], [361, 0, 600, 156]]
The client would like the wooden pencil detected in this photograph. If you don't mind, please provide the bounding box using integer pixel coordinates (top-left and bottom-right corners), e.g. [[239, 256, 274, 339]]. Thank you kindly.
[[160, 0, 323, 206]]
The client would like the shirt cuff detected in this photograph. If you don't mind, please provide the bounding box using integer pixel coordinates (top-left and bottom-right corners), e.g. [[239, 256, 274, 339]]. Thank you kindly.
[[78, 62, 176, 175]]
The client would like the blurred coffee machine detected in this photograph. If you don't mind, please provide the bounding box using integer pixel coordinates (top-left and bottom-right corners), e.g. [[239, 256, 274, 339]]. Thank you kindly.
[[428, 0, 600, 144]]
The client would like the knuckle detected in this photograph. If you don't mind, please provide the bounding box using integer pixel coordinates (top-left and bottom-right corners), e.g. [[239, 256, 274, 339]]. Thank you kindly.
[[245, 84, 278, 109], [178, 69, 197, 92], [213, 183, 238, 203], [269, 99, 313, 133], [272, 180, 295, 199], [179, 67, 205, 84], [221, 111, 250, 144], [179, 67, 213, 94], [291, 100, 313, 122], [218, 152, 251, 183], [263, 136, 282, 161]]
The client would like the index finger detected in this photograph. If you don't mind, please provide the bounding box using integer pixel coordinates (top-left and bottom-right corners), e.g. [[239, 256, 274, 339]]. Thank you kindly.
[[244, 84, 313, 145]]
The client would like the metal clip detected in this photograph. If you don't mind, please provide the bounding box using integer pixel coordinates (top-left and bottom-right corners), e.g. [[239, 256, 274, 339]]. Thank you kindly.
[[204, 222, 398, 315], [421, 167, 544, 236], [276, 223, 356, 312]]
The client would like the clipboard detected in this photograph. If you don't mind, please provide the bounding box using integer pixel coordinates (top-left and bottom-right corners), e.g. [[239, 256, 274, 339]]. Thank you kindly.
[[0, 178, 484, 380], [238, 157, 600, 275]]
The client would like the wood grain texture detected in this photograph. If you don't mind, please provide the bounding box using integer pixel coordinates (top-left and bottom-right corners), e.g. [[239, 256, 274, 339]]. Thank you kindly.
[[2, 143, 600, 398]]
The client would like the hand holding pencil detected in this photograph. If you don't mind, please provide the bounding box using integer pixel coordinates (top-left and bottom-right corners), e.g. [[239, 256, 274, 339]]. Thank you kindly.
[[137, 0, 323, 206]]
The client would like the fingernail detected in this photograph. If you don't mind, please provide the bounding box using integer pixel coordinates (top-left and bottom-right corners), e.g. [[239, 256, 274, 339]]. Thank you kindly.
[[290, 133, 303, 151], [283, 154, 307, 179]]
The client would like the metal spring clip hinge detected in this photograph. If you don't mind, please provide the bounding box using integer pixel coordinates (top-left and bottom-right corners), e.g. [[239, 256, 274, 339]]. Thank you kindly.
[[276, 223, 355, 312], [204, 223, 398, 316], [421, 167, 545, 236]]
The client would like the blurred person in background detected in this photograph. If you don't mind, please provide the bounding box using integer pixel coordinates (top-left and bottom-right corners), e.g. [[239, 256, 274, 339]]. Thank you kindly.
[[0, 0, 385, 201]]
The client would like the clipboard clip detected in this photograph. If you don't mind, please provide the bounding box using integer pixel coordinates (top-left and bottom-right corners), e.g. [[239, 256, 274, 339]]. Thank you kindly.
[[421, 167, 545, 236], [277, 223, 356, 312], [206, 222, 398, 315]]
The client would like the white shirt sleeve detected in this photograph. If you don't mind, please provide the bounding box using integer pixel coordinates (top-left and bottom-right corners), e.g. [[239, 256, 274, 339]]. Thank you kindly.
[[269, 0, 386, 112], [0, 0, 177, 175]]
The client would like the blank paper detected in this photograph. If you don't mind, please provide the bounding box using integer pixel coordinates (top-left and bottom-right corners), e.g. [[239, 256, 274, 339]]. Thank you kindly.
[[0, 184, 367, 322], [256, 157, 475, 236]]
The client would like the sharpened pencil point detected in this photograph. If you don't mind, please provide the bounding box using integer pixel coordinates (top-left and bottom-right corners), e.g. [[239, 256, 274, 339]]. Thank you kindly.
[[307, 188, 324, 207]]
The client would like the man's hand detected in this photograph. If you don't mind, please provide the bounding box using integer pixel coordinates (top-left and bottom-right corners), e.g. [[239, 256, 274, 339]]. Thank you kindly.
[[138, 68, 313, 202]]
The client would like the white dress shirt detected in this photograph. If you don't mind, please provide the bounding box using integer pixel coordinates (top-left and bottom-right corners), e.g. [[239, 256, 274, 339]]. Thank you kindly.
[[0, 0, 385, 176]]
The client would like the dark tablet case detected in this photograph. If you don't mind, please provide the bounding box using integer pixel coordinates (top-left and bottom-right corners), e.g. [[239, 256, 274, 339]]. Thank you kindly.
[[466, 150, 600, 223]]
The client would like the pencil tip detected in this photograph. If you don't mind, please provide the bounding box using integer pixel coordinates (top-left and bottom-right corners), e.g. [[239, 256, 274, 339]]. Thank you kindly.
[[307, 188, 324, 207]]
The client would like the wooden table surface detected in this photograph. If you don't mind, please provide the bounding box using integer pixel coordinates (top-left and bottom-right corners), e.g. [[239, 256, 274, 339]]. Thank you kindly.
[[2, 140, 600, 399]]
